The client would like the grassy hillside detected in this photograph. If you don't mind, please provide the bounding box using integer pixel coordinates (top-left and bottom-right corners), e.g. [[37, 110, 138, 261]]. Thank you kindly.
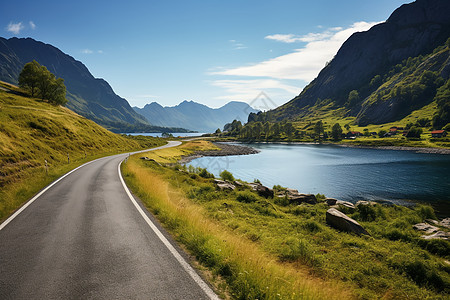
[[0, 81, 165, 221], [122, 141, 449, 299]]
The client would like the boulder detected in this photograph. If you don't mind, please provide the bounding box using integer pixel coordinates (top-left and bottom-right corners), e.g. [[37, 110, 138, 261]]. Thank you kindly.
[[421, 231, 449, 240], [356, 200, 376, 207], [440, 218, 450, 229], [290, 194, 318, 205], [336, 200, 356, 211], [248, 183, 274, 198], [326, 198, 337, 206], [216, 182, 235, 191], [413, 223, 439, 234], [326, 208, 369, 235]]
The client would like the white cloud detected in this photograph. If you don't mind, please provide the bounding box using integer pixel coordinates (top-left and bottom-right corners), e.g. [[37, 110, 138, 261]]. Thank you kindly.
[[6, 22, 24, 34], [97, 50, 103, 54], [81, 49, 94, 54], [29, 21, 36, 30], [229, 39, 247, 50], [216, 21, 380, 82]]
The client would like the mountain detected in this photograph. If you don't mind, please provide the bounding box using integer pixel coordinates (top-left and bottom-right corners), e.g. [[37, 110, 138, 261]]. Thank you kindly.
[[133, 100, 259, 133], [270, 0, 450, 126], [0, 37, 187, 133]]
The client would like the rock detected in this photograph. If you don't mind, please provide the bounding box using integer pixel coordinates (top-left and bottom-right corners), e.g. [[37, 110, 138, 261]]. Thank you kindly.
[[214, 179, 226, 184], [216, 182, 235, 191], [234, 181, 244, 187], [290, 194, 317, 205], [286, 188, 299, 196], [140, 156, 155, 161], [356, 200, 376, 207], [413, 223, 439, 234], [326, 208, 369, 236], [440, 218, 450, 229], [425, 219, 439, 226], [326, 198, 337, 206], [248, 183, 274, 198], [336, 200, 355, 211], [421, 231, 449, 240]]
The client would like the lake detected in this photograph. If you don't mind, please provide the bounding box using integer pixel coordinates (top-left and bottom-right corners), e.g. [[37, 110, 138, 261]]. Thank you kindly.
[[125, 132, 205, 137], [189, 143, 450, 215]]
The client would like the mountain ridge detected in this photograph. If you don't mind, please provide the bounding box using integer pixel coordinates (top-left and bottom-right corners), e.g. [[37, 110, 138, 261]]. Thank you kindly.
[[269, 0, 450, 125], [134, 100, 258, 132], [0, 37, 188, 133]]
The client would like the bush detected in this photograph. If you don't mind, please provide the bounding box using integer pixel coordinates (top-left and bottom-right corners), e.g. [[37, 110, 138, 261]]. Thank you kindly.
[[220, 170, 235, 181], [418, 239, 450, 257], [415, 205, 436, 220], [357, 204, 377, 221], [236, 191, 258, 203], [199, 168, 214, 178]]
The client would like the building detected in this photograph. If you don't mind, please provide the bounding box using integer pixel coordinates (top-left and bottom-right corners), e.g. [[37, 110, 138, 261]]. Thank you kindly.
[[431, 130, 447, 138]]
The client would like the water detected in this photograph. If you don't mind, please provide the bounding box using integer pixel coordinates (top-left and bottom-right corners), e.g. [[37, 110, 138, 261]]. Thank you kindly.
[[189, 143, 450, 215], [124, 132, 205, 138]]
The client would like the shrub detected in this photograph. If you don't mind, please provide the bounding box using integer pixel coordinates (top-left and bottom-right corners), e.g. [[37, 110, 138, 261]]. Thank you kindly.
[[415, 205, 436, 220], [236, 191, 258, 203], [220, 170, 235, 181], [418, 239, 450, 257], [199, 168, 214, 178], [357, 204, 377, 221]]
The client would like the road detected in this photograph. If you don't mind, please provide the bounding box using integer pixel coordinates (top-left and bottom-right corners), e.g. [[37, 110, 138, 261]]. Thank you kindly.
[[0, 141, 218, 299]]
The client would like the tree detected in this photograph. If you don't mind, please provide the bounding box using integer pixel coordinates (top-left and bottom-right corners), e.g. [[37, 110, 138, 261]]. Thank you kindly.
[[378, 129, 387, 138], [18, 60, 40, 97], [344, 124, 351, 131], [406, 127, 422, 139], [331, 123, 343, 141], [215, 128, 221, 134], [347, 90, 360, 107], [314, 120, 324, 140], [18, 60, 67, 106]]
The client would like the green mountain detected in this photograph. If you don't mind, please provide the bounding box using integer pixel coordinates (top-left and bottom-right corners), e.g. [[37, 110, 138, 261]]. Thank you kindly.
[[264, 0, 450, 128], [134, 100, 259, 133], [0, 37, 187, 133]]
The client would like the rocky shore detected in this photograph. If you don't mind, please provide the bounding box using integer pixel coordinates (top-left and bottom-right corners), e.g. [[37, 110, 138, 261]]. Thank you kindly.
[[337, 144, 450, 154], [179, 142, 260, 164]]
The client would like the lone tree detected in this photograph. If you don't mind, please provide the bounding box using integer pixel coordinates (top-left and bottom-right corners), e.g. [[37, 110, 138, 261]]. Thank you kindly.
[[331, 123, 343, 141], [18, 60, 67, 106], [314, 120, 324, 140]]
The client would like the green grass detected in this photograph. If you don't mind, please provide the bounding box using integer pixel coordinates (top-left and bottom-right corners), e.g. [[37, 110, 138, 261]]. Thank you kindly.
[[123, 142, 450, 299], [0, 85, 165, 222]]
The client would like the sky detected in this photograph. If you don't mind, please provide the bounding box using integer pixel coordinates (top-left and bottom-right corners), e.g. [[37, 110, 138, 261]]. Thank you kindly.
[[2, 0, 413, 109]]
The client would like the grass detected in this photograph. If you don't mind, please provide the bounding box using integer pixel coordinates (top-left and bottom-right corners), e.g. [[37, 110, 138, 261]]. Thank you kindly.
[[123, 141, 450, 299], [0, 85, 165, 222]]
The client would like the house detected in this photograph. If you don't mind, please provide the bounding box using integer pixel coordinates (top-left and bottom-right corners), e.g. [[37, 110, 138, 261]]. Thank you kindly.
[[346, 131, 362, 138], [431, 130, 447, 138], [389, 127, 398, 135]]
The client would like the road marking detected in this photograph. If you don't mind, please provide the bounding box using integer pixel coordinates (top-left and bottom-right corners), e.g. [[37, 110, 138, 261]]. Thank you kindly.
[[118, 161, 220, 300], [0, 159, 99, 231]]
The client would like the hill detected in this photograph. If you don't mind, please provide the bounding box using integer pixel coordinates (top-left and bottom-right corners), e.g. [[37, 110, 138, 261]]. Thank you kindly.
[[134, 100, 259, 133], [267, 0, 450, 127], [0, 37, 187, 133], [0, 81, 165, 221]]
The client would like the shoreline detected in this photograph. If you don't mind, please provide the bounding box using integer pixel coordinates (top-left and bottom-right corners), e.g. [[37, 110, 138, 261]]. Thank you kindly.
[[178, 142, 260, 164], [224, 140, 450, 155]]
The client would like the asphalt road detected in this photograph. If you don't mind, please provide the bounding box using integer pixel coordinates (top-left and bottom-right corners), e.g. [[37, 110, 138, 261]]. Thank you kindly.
[[0, 141, 218, 299]]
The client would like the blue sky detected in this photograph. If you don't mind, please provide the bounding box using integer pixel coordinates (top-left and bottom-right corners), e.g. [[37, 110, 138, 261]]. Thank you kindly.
[[2, 0, 412, 108]]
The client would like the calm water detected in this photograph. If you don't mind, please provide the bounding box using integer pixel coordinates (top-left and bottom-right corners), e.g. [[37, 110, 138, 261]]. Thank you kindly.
[[124, 132, 205, 137], [189, 143, 450, 215]]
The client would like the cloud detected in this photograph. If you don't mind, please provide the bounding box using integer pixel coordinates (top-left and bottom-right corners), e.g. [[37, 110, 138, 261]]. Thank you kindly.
[[29, 21, 36, 30], [6, 22, 24, 34], [229, 39, 247, 50], [215, 21, 380, 82], [81, 49, 94, 54]]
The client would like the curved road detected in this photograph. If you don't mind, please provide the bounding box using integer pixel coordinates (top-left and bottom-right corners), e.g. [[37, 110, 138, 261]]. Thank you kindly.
[[0, 141, 218, 299]]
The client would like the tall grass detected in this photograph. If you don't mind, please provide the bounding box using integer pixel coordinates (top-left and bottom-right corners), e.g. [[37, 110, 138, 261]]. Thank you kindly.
[[123, 157, 353, 299]]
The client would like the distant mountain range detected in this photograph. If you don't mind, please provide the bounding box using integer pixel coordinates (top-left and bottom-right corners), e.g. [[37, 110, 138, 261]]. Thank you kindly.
[[134, 100, 259, 133], [265, 0, 450, 126], [0, 37, 187, 133]]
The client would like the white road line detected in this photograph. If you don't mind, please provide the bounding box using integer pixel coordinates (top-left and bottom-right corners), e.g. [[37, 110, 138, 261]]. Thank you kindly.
[[0, 159, 99, 231], [0, 141, 179, 231], [118, 161, 220, 300]]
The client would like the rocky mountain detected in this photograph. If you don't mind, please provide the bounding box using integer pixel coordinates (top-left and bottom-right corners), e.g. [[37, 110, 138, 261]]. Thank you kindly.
[[0, 37, 187, 133], [270, 0, 450, 126], [134, 100, 258, 133]]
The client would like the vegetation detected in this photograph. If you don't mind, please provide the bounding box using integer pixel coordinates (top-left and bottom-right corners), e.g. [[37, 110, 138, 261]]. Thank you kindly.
[[123, 141, 450, 299], [0, 82, 165, 222], [19, 60, 67, 106]]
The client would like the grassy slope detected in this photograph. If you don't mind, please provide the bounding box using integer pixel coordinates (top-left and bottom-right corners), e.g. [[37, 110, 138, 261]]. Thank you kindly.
[[123, 141, 450, 299], [0, 82, 165, 221]]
